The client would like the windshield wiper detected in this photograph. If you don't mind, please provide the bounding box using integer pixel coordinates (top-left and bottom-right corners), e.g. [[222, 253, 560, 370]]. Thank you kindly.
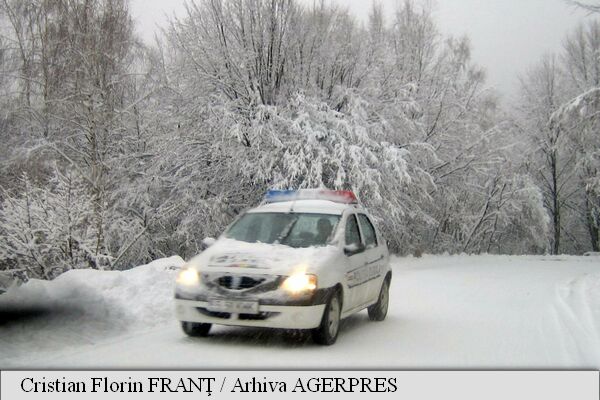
[[275, 217, 299, 244]]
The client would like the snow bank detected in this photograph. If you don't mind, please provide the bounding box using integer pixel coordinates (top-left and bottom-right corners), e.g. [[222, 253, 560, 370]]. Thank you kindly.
[[0, 256, 184, 358]]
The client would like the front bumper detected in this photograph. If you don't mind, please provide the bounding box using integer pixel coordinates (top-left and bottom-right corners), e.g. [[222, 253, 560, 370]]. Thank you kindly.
[[175, 299, 325, 329]]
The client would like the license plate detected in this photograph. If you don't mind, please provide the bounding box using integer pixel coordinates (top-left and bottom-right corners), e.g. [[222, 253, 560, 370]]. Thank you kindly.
[[207, 299, 259, 314]]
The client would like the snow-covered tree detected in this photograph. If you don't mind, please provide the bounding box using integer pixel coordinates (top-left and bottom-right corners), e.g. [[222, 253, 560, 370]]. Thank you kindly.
[[156, 0, 548, 255], [558, 21, 600, 251], [517, 19, 600, 253], [0, 171, 98, 280], [567, 0, 600, 13]]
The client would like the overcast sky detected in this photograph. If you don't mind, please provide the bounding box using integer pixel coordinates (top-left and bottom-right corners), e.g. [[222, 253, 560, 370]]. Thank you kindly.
[[130, 0, 594, 103]]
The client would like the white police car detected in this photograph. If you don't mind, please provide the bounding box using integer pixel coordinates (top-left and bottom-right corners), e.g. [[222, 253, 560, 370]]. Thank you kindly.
[[174, 189, 391, 345]]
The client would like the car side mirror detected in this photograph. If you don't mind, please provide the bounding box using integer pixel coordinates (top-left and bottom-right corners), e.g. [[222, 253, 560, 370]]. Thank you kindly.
[[344, 243, 365, 256], [201, 237, 216, 250]]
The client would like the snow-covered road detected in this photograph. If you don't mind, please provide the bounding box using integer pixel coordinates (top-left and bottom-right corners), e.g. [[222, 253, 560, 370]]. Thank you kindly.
[[1, 255, 599, 369]]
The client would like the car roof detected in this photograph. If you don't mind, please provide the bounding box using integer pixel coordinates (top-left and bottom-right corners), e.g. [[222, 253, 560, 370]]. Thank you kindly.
[[248, 199, 362, 215]]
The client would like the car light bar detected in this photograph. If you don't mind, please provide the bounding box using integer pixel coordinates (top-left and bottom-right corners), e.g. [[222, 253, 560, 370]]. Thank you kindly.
[[264, 189, 358, 204]]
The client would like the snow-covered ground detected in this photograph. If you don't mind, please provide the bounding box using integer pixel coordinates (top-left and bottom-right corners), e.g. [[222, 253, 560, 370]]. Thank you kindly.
[[1, 254, 599, 369]]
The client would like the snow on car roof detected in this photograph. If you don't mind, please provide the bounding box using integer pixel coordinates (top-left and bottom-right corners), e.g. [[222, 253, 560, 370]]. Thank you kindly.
[[248, 199, 355, 215]]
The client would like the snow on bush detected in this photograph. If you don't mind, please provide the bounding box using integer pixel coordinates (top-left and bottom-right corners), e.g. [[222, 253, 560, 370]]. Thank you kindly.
[[0, 172, 101, 281]]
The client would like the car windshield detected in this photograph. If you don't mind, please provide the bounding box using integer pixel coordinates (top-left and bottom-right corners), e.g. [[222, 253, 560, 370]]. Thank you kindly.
[[225, 212, 340, 248]]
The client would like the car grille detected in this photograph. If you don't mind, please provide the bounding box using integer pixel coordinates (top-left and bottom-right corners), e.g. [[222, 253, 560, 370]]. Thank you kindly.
[[202, 273, 283, 293], [217, 275, 265, 290]]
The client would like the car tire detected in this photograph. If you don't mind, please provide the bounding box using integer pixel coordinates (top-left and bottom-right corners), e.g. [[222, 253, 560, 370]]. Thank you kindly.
[[181, 321, 211, 337], [312, 289, 342, 345], [368, 278, 389, 321]]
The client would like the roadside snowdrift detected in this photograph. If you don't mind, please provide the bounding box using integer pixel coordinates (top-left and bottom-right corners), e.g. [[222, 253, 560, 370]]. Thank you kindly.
[[0, 256, 184, 358]]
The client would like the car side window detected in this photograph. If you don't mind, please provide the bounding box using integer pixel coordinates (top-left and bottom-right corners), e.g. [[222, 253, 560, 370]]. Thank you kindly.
[[358, 214, 378, 248], [345, 214, 361, 247]]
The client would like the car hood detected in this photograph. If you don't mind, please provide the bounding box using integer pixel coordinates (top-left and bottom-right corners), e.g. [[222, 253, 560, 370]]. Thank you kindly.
[[186, 238, 338, 275]]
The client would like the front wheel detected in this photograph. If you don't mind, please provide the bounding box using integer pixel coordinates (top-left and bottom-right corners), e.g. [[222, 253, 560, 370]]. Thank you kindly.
[[368, 278, 389, 321], [312, 290, 342, 345], [181, 321, 211, 337]]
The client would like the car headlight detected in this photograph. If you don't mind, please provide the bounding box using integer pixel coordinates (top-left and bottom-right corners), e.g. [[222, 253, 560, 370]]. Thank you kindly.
[[177, 267, 200, 286], [282, 273, 317, 294]]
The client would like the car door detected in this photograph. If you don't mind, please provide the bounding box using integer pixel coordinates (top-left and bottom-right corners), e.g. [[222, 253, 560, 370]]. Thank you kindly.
[[357, 214, 387, 303], [343, 212, 368, 311]]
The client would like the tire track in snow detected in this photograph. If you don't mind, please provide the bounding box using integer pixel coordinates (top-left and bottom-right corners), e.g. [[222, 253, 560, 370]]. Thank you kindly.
[[550, 273, 600, 368]]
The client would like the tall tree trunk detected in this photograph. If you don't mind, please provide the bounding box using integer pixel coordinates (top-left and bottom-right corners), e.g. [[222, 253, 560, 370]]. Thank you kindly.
[[551, 151, 561, 255], [585, 191, 600, 251]]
